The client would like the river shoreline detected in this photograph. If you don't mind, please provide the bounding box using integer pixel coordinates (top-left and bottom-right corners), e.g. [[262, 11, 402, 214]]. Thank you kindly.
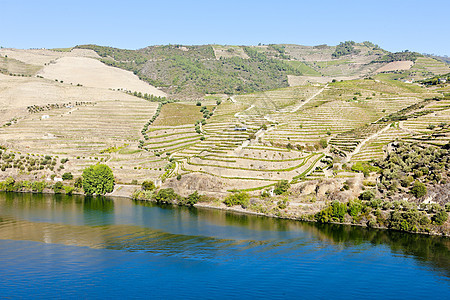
[[1, 188, 449, 237]]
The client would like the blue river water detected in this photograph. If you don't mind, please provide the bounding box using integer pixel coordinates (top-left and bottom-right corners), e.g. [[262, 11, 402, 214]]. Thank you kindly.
[[0, 192, 448, 299]]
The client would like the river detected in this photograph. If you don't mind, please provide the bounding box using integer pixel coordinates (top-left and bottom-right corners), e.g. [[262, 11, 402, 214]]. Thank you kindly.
[[0, 192, 448, 299]]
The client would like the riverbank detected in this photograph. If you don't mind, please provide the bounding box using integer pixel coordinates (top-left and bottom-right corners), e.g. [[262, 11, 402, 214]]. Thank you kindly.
[[0, 176, 448, 237], [131, 188, 450, 237]]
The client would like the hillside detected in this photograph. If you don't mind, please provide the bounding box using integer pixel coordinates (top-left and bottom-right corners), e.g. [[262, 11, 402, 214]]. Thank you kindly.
[[72, 42, 450, 99], [0, 42, 449, 234]]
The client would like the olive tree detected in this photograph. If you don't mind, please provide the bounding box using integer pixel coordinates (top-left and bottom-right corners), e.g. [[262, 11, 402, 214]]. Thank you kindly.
[[82, 164, 115, 195]]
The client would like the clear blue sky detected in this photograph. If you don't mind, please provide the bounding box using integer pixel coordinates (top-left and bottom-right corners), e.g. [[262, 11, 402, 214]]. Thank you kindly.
[[1, 0, 448, 55]]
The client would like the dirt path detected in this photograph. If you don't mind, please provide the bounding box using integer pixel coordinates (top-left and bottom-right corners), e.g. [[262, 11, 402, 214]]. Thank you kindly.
[[398, 121, 417, 134], [234, 104, 254, 118], [291, 84, 327, 113], [344, 124, 391, 163]]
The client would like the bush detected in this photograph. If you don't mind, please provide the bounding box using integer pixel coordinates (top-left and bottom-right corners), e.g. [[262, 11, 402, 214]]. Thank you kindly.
[[319, 138, 328, 149], [142, 180, 155, 191], [62, 172, 73, 180], [53, 182, 63, 193], [82, 164, 115, 195], [274, 180, 290, 195], [411, 181, 427, 198], [277, 198, 289, 210], [74, 177, 83, 188], [154, 188, 180, 204], [63, 186, 74, 195], [359, 190, 375, 201], [315, 200, 347, 223], [348, 200, 362, 218], [32, 181, 47, 193], [182, 191, 200, 206], [223, 191, 249, 208], [432, 210, 448, 225]]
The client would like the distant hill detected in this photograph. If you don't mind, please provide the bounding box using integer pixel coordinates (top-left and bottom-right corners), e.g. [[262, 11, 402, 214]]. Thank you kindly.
[[73, 42, 395, 98]]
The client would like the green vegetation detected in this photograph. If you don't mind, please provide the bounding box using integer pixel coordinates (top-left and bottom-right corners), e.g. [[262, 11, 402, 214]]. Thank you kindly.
[[373, 50, 421, 63], [153, 188, 181, 204], [142, 180, 155, 191], [374, 142, 449, 197], [82, 164, 115, 195], [223, 191, 250, 208], [314, 198, 447, 233], [332, 41, 360, 58], [273, 180, 290, 195], [76, 44, 304, 97]]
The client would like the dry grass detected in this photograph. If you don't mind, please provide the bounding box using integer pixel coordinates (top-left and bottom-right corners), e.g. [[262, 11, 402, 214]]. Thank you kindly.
[[152, 103, 203, 126]]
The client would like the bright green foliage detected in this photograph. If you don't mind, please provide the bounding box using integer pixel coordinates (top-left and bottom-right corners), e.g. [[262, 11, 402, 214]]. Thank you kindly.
[[142, 180, 155, 191], [3, 177, 16, 192], [315, 200, 347, 223], [274, 180, 290, 195], [153, 188, 180, 204], [82, 164, 115, 195], [411, 181, 427, 198], [223, 191, 250, 208], [63, 185, 74, 195], [180, 191, 200, 206], [348, 200, 362, 218], [32, 181, 47, 193]]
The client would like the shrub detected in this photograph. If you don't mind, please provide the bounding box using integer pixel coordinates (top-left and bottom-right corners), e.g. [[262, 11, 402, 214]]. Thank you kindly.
[[53, 182, 64, 193], [154, 188, 180, 204], [432, 210, 448, 225], [63, 186, 74, 195], [32, 181, 47, 193], [223, 191, 249, 208], [74, 177, 83, 188], [359, 190, 375, 201], [142, 180, 155, 191], [274, 180, 290, 195], [315, 200, 347, 223], [410, 181, 427, 198], [182, 191, 200, 206], [62, 172, 73, 180], [319, 138, 328, 149], [348, 200, 362, 218], [277, 198, 289, 210]]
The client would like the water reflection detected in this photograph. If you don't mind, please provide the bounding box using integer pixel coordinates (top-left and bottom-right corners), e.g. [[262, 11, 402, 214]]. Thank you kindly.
[[0, 192, 448, 277]]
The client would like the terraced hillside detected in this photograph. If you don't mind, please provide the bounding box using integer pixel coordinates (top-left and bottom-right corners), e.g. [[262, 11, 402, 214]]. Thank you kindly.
[[0, 45, 449, 198]]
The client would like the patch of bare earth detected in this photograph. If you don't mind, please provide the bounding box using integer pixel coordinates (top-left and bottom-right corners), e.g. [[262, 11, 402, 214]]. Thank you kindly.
[[37, 56, 166, 97], [376, 61, 414, 73]]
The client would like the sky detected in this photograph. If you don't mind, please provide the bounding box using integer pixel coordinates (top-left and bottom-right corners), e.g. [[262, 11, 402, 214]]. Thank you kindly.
[[1, 0, 449, 55]]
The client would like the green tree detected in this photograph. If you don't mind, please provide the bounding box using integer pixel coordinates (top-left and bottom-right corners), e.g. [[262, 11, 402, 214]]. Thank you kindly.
[[411, 181, 427, 198], [82, 164, 115, 195], [142, 180, 155, 191], [62, 172, 73, 180]]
